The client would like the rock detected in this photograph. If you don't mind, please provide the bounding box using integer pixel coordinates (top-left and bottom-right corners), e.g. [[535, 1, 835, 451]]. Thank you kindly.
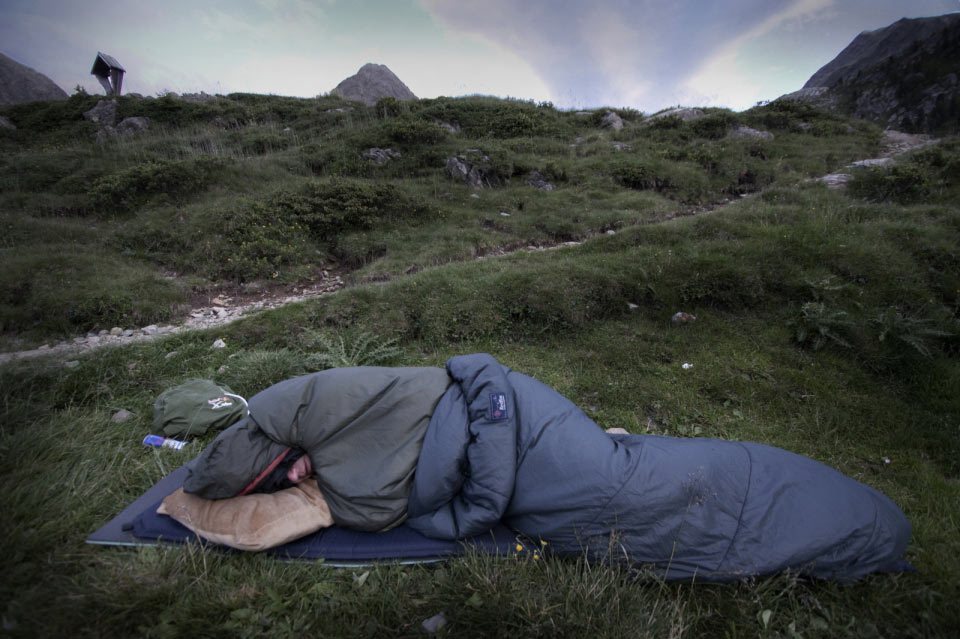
[[445, 155, 508, 189], [111, 409, 134, 424], [122, 329, 135, 337], [850, 157, 895, 168], [612, 141, 631, 151], [0, 52, 68, 104], [363, 147, 401, 164], [643, 107, 705, 124], [164, 350, 178, 360], [109, 327, 123, 336], [83, 100, 117, 126], [818, 173, 853, 188], [574, 110, 593, 116], [525, 171, 554, 191], [421, 613, 448, 633], [671, 312, 697, 324], [64, 360, 80, 368], [116, 116, 150, 136], [605, 427, 630, 435], [434, 119, 461, 133], [627, 302, 639, 310], [180, 91, 215, 103], [605, 229, 616, 235], [600, 110, 623, 131], [0, 115, 15, 131], [211, 338, 227, 349], [470, 193, 480, 199], [330, 63, 417, 106], [142, 325, 159, 335], [728, 125, 774, 140]]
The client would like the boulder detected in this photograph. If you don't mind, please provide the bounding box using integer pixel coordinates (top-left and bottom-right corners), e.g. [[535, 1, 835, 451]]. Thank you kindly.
[[363, 147, 401, 164], [116, 116, 150, 136], [0, 52, 68, 104], [434, 119, 461, 133], [728, 125, 774, 140], [331, 63, 417, 106], [83, 100, 117, 126], [525, 171, 554, 191], [445, 153, 508, 189], [644, 107, 705, 124], [600, 110, 623, 131]]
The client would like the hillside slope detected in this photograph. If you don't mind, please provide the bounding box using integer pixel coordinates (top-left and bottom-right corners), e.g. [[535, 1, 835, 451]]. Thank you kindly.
[[789, 13, 960, 133], [0, 52, 68, 104]]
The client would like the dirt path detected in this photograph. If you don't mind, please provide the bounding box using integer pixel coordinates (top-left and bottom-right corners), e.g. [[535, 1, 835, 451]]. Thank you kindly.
[[0, 130, 937, 366]]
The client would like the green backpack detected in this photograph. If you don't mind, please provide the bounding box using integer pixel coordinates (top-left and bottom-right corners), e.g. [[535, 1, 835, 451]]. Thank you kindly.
[[152, 379, 247, 438]]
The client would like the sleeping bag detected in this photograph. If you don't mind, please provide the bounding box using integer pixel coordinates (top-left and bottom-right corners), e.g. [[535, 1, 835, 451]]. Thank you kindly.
[[405, 354, 912, 582], [184, 354, 911, 581]]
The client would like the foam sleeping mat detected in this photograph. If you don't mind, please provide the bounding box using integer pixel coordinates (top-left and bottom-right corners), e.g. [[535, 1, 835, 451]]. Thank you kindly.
[[86, 463, 521, 566]]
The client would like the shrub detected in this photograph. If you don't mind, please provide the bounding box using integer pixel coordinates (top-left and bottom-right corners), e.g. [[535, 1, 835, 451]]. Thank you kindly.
[[614, 164, 671, 192], [382, 117, 447, 145], [847, 164, 930, 204], [374, 96, 405, 119], [271, 178, 439, 241], [690, 111, 737, 139], [202, 199, 311, 281], [88, 156, 224, 213], [417, 96, 565, 138]]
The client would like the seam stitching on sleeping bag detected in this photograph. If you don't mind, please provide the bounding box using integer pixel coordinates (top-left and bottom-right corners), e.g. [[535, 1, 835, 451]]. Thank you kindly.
[[579, 439, 644, 535], [717, 441, 753, 570]]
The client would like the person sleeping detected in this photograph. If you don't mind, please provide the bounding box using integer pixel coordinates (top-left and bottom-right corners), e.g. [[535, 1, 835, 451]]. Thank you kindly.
[[174, 353, 912, 582]]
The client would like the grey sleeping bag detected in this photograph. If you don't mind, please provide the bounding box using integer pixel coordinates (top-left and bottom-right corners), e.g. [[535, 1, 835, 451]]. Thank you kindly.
[[407, 353, 912, 582]]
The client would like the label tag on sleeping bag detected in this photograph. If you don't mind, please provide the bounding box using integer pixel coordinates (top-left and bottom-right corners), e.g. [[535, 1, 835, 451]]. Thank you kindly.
[[489, 392, 509, 421]]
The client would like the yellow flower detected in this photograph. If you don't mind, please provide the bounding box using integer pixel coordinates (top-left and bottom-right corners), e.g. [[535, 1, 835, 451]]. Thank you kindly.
[[515, 543, 523, 552], [533, 553, 540, 560]]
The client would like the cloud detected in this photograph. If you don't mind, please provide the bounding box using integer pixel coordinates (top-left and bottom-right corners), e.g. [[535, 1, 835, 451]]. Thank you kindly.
[[417, 0, 956, 111], [417, 0, 817, 110]]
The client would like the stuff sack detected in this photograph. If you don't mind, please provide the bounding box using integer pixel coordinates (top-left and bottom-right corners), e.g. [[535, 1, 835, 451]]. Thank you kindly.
[[152, 379, 247, 438]]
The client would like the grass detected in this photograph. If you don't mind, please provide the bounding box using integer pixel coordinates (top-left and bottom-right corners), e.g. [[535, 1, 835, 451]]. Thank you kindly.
[[0, 91, 958, 636]]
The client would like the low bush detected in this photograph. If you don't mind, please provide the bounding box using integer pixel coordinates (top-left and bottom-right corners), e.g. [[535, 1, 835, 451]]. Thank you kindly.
[[417, 96, 567, 138], [88, 156, 226, 213], [848, 164, 930, 204]]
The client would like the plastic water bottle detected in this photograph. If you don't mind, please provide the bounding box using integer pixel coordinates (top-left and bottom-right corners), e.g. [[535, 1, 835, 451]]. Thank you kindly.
[[142, 434, 187, 450]]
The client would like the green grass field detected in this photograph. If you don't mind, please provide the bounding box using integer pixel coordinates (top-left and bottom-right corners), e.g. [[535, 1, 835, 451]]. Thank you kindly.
[[0, 92, 957, 637]]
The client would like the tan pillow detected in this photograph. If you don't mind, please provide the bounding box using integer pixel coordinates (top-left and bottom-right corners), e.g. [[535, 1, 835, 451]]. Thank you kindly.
[[157, 481, 334, 551]]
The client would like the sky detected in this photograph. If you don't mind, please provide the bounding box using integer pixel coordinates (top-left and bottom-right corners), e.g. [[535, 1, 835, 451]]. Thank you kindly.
[[1, 0, 957, 113]]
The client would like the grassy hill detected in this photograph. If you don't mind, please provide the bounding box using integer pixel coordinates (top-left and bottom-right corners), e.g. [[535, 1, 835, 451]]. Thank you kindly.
[[0, 92, 958, 636]]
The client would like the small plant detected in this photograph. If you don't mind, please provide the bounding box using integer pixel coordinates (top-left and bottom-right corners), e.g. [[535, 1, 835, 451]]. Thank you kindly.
[[790, 301, 853, 351], [302, 330, 402, 368], [870, 306, 952, 358]]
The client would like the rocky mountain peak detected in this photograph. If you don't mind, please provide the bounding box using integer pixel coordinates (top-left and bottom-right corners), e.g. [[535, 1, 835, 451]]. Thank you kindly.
[[782, 13, 960, 133], [331, 63, 416, 106]]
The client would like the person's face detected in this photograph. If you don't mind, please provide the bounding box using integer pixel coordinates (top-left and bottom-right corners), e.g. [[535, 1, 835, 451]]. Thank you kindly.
[[286, 454, 313, 484]]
